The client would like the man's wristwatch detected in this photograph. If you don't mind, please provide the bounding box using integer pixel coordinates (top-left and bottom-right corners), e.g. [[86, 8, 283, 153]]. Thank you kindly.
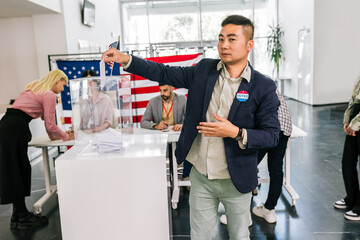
[[235, 128, 243, 141]]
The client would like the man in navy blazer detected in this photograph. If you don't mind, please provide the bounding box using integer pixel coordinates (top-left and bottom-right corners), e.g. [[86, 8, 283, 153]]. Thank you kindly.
[[103, 15, 280, 240]]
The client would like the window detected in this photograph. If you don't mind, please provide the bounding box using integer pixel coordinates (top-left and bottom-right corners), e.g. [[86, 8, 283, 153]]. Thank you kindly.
[[122, 2, 149, 46], [120, 0, 277, 76], [148, 1, 199, 43], [200, 0, 252, 41]]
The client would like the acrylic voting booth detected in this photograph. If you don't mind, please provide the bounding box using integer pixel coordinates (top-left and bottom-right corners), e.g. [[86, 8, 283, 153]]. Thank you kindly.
[[69, 75, 132, 133], [69, 75, 133, 154]]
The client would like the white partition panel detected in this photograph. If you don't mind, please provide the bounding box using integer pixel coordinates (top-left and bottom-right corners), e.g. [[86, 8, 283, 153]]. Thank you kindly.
[[56, 133, 169, 240]]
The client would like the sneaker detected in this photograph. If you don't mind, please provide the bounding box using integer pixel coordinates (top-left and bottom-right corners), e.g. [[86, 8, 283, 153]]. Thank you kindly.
[[219, 213, 253, 227], [344, 210, 360, 221], [252, 204, 276, 223], [333, 199, 348, 209], [17, 213, 48, 229]]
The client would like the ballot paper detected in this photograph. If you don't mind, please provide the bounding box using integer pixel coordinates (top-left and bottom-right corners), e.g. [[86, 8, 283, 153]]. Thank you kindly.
[[77, 128, 124, 156], [96, 134, 123, 153], [99, 59, 106, 89]]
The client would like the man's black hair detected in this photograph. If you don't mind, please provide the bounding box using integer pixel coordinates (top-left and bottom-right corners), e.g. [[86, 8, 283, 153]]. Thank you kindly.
[[221, 15, 254, 40]]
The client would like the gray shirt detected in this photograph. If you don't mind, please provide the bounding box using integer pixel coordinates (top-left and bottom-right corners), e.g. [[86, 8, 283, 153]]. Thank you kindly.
[[140, 93, 187, 129], [186, 61, 251, 179]]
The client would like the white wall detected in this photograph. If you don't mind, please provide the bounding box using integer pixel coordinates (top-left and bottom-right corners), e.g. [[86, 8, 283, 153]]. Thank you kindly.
[[0, 0, 121, 105], [280, 0, 360, 105], [279, 0, 314, 103], [313, 0, 360, 105], [0, 12, 67, 104], [33, 13, 68, 77], [62, 0, 121, 54], [0, 17, 39, 104], [28, 0, 62, 13]]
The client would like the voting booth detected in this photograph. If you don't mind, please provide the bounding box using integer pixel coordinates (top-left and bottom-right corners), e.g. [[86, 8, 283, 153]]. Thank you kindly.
[[69, 75, 132, 154], [69, 75, 132, 132]]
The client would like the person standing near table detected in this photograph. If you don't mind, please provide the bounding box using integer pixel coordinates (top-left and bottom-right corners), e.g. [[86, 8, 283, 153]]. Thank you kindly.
[[333, 77, 360, 221], [252, 90, 292, 223], [220, 89, 291, 225], [102, 15, 280, 239], [0, 69, 74, 229]]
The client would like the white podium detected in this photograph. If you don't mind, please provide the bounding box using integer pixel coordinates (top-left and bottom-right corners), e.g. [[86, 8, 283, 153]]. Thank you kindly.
[[55, 133, 169, 240]]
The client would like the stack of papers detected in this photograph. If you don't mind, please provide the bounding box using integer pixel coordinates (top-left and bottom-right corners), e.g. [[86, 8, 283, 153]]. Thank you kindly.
[[96, 135, 123, 153], [94, 128, 123, 153], [75, 128, 125, 155]]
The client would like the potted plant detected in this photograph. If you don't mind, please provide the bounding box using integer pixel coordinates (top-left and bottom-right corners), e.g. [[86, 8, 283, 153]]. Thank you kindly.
[[267, 23, 284, 78]]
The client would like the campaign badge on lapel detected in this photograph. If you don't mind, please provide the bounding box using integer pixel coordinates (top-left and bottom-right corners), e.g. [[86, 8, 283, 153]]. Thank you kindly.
[[236, 90, 249, 102]]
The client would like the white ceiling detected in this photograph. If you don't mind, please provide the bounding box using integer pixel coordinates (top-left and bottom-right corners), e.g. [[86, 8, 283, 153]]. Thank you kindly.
[[0, 0, 58, 18]]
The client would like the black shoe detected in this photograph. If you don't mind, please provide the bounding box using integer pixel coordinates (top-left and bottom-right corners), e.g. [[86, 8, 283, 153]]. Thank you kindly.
[[17, 213, 48, 229]]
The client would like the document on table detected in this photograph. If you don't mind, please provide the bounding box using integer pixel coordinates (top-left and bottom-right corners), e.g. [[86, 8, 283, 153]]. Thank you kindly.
[[96, 134, 123, 153], [77, 128, 124, 156], [162, 126, 180, 142]]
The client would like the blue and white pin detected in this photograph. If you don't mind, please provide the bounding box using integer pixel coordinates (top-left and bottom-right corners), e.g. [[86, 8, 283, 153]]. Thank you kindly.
[[236, 90, 249, 102]]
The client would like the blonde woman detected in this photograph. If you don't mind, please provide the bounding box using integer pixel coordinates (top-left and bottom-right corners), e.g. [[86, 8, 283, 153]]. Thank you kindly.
[[0, 69, 74, 230]]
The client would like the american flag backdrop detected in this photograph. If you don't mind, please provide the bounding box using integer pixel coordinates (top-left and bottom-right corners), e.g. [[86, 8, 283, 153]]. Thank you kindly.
[[55, 53, 203, 129]]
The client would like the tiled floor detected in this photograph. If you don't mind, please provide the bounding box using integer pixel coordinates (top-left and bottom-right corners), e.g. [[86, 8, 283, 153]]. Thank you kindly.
[[1, 100, 360, 239]]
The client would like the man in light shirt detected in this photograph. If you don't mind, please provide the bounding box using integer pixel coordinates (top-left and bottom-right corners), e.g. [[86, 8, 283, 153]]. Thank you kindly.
[[102, 15, 280, 240], [220, 90, 292, 226]]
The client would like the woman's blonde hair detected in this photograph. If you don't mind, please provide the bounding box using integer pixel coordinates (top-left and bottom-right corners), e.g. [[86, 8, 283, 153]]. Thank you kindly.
[[25, 69, 68, 94]]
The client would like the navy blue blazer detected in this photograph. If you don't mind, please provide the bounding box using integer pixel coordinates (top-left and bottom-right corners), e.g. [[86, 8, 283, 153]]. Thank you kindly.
[[127, 56, 280, 193]]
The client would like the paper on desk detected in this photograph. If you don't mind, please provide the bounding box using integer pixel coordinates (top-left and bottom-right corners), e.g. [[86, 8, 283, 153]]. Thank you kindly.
[[160, 125, 178, 132], [77, 128, 124, 155], [160, 125, 180, 142], [96, 135, 123, 153], [94, 128, 123, 153], [99, 60, 106, 89]]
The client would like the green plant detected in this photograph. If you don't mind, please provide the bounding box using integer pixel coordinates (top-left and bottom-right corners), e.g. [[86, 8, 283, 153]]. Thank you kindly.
[[267, 23, 284, 77]]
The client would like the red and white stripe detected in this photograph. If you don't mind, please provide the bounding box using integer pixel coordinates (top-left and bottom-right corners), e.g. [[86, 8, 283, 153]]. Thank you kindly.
[[128, 53, 203, 123], [59, 53, 203, 128]]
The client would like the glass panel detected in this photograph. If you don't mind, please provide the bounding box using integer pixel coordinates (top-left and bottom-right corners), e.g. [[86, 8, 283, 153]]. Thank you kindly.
[[70, 77, 118, 134], [121, 0, 276, 67], [253, 37, 272, 77], [200, 0, 253, 41], [118, 75, 133, 132], [69, 76, 134, 154], [253, 0, 276, 77], [122, 2, 149, 44], [148, 0, 199, 43], [253, 0, 276, 38]]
